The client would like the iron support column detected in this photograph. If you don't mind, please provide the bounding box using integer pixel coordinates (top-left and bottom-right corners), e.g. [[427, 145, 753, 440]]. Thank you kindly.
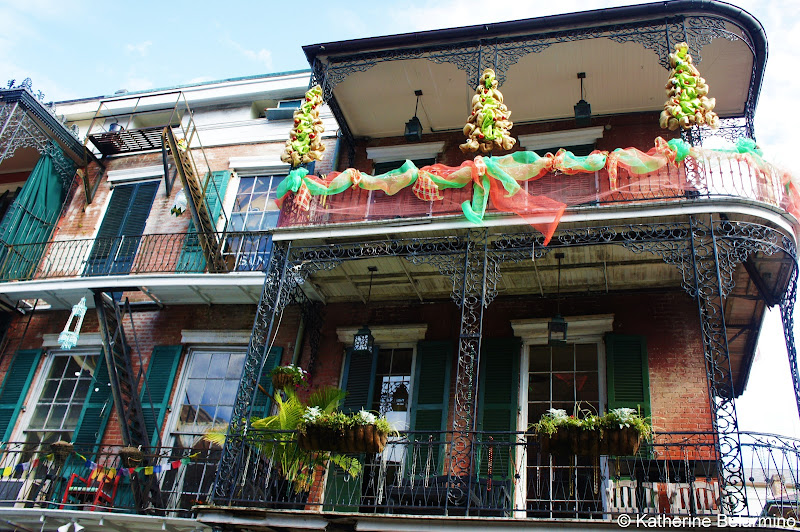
[[689, 216, 746, 513], [780, 258, 800, 419], [213, 242, 294, 503], [446, 229, 489, 511]]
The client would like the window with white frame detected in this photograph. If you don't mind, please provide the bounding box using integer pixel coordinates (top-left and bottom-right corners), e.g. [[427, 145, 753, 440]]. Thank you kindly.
[[23, 350, 103, 446], [223, 174, 282, 271], [161, 348, 246, 509]]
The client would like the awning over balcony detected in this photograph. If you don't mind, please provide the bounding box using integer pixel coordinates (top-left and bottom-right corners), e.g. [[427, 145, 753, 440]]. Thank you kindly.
[[304, 0, 765, 141]]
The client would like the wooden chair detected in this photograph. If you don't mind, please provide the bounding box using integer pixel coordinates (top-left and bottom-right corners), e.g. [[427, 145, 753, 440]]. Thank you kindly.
[[640, 481, 660, 513], [60, 469, 120, 511], [693, 478, 720, 515], [607, 479, 638, 514]]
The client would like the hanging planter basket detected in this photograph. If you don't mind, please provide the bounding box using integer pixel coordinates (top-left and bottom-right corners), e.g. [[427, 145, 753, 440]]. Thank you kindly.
[[536, 427, 599, 457], [119, 446, 145, 468], [298, 424, 388, 454], [272, 372, 297, 390], [599, 427, 642, 456], [49, 440, 74, 464]]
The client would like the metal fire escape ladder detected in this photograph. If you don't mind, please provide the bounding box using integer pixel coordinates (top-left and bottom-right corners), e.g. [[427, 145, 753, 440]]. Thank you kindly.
[[162, 125, 227, 273], [93, 290, 164, 512]]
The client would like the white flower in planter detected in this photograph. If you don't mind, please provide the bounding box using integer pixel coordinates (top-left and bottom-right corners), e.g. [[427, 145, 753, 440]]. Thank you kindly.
[[356, 410, 377, 425], [302, 406, 322, 423]]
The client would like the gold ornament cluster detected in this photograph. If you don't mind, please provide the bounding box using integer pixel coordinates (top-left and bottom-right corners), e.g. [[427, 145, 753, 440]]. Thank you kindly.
[[281, 85, 326, 167], [460, 69, 516, 153], [660, 42, 719, 131]]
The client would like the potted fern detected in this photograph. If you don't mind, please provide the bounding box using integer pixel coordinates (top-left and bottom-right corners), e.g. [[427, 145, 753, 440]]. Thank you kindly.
[[205, 386, 360, 493]]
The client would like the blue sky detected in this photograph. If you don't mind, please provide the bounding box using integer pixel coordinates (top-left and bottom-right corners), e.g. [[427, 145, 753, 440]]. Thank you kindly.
[[2, 0, 799, 435]]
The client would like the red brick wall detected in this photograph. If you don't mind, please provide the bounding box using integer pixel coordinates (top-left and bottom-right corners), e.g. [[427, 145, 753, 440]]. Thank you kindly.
[[302, 288, 712, 434], [342, 112, 678, 173], [1, 303, 303, 446]]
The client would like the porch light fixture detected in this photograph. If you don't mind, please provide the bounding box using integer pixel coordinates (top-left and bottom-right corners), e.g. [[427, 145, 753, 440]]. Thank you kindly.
[[574, 73, 591, 127], [391, 383, 409, 411], [353, 266, 378, 355], [404, 90, 423, 142], [548, 253, 568, 346]]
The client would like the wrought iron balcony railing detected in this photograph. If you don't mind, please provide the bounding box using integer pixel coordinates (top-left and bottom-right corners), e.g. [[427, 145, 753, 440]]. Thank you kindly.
[[0, 231, 273, 282], [210, 430, 799, 522], [0, 440, 219, 516], [1, 432, 796, 522], [278, 152, 792, 228]]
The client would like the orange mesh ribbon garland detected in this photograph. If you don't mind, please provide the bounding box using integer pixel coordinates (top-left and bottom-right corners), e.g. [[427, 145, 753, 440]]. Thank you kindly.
[[275, 137, 796, 242]]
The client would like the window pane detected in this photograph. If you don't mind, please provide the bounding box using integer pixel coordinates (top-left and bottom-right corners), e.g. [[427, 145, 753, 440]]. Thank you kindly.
[[208, 353, 229, 378], [552, 373, 574, 402], [56, 379, 77, 400], [185, 379, 204, 405], [218, 383, 238, 406], [46, 405, 68, 429], [190, 353, 212, 378], [237, 177, 255, 195], [248, 192, 267, 212], [253, 177, 273, 194], [575, 344, 597, 371], [576, 372, 599, 403], [529, 347, 550, 372], [41, 380, 58, 400], [215, 406, 233, 424], [528, 373, 550, 401], [551, 345, 574, 371], [226, 354, 245, 379]]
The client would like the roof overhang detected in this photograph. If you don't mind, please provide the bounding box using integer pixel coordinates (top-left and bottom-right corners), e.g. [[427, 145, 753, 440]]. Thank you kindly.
[[303, 0, 766, 140]]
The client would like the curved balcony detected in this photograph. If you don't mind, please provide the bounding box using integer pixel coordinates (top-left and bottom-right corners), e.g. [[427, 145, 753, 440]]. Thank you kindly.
[[277, 150, 797, 236]]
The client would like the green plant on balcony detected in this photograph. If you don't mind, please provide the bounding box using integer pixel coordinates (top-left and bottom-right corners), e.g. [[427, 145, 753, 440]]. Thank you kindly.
[[205, 386, 361, 493], [530, 407, 651, 456], [270, 364, 308, 389], [299, 408, 393, 454]]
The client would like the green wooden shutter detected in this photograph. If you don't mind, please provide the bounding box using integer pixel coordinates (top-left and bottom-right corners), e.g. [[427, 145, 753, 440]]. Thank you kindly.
[[176, 170, 231, 272], [72, 356, 113, 453], [252, 346, 283, 417], [340, 346, 379, 414], [324, 345, 379, 511], [408, 340, 452, 477], [0, 349, 43, 441], [85, 181, 159, 275], [606, 334, 651, 417], [141, 345, 183, 447], [477, 338, 520, 480]]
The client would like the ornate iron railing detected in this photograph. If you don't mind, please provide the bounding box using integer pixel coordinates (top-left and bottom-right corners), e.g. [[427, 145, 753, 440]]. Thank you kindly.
[[0, 231, 273, 281], [278, 152, 792, 228], [208, 430, 800, 521], [1, 431, 796, 521], [0, 440, 219, 516]]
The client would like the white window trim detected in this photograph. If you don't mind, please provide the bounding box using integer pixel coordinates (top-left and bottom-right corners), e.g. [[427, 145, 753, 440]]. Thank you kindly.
[[228, 157, 290, 177], [517, 126, 605, 152], [106, 165, 164, 186], [10, 347, 103, 443], [335, 324, 428, 349], [180, 329, 251, 345], [41, 333, 102, 348], [366, 142, 445, 164], [512, 314, 613, 516]]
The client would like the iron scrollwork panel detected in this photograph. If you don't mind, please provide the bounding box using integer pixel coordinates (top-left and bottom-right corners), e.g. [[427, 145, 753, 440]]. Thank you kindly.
[[213, 242, 296, 502]]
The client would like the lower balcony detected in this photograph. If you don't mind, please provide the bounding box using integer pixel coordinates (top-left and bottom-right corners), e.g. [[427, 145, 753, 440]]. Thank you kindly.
[[0, 431, 796, 529]]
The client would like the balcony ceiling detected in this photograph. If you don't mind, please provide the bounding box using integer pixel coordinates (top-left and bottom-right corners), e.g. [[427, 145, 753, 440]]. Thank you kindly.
[[305, 1, 763, 140]]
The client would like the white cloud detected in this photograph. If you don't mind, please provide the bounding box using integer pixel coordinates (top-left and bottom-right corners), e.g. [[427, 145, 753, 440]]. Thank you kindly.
[[126, 40, 153, 57], [122, 77, 155, 92], [223, 37, 273, 70]]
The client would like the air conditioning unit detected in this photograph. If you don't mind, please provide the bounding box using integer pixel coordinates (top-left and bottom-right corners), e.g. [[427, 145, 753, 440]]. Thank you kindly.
[[265, 99, 302, 121]]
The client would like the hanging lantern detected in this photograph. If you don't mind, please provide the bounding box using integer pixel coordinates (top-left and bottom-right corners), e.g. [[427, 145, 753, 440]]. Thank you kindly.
[[58, 297, 87, 350], [353, 325, 374, 355], [391, 383, 409, 412], [171, 189, 187, 216], [548, 314, 568, 346]]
